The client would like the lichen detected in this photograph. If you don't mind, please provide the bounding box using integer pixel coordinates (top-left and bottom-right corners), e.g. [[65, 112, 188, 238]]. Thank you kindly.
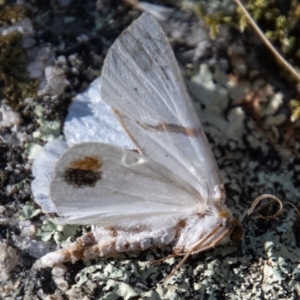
[[19, 201, 42, 220], [32, 105, 61, 142], [36, 218, 82, 247]]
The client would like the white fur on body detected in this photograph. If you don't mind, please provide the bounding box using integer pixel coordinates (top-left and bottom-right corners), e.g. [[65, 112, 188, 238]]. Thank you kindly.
[[34, 207, 233, 269]]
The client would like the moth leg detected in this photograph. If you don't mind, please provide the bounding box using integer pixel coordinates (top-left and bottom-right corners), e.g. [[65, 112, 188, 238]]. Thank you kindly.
[[190, 225, 235, 255], [162, 249, 193, 283], [150, 254, 175, 264], [163, 224, 235, 282]]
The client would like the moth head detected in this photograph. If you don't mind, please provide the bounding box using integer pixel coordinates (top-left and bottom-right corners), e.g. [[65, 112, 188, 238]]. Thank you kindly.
[[218, 207, 233, 225], [217, 208, 243, 245], [229, 194, 284, 245]]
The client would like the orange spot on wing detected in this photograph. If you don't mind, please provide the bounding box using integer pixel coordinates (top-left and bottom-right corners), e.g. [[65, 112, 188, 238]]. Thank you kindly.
[[70, 156, 102, 171]]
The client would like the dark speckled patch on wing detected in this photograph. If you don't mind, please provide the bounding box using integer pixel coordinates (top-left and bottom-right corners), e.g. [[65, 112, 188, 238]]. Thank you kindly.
[[63, 156, 102, 188]]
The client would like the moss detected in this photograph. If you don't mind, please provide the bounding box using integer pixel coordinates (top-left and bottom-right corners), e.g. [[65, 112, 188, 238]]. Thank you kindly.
[[0, 32, 38, 108], [0, 5, 26, 27], [290, 99, 300, 122], [196, 0, 300, 56]]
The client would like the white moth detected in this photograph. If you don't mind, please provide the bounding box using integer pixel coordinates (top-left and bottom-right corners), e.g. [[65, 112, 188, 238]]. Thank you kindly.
[[32, 12, 262, 279]]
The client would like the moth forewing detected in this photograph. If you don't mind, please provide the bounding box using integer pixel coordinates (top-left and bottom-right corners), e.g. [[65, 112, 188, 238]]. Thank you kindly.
[[101, 12, 225, 204]]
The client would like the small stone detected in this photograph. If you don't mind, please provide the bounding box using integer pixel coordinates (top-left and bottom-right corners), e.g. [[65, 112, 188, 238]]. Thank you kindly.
[[0, 240, 19, 282]]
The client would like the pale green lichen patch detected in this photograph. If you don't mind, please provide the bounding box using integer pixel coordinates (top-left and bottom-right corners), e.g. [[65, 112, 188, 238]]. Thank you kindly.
[[36, 218, 81, 247], [19, 201, 42, 220], [26, 143, 42, 160], [26, 105, 62, 159], [32, 105, 61, 141], [102, 280, 139, 300]]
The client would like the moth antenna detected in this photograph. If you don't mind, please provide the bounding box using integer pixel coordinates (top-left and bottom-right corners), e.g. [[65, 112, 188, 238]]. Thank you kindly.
[[242, 194, 283, 224], [162, 250, 193, 283], [285, 201, 300, 218]]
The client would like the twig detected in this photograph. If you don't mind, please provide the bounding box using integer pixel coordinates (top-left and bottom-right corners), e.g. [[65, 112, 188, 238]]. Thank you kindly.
[[234, 0, 300, 82]]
